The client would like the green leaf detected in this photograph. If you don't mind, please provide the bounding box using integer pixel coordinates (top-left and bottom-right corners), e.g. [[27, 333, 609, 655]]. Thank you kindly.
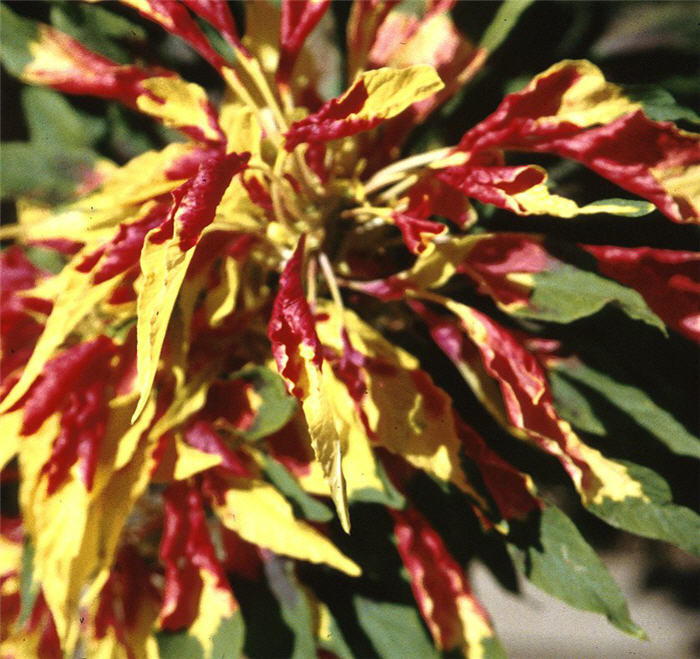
[[0, 142, 99, 203], [260, 453, 334, 522], [350, 457, 406, 509], [316, 604, 354, 659], [508, 506, 645, 638], [353, 596, 438, 659], [549, 370, 606, 436], [1, 87, 105, 203], [624, 84, 700, 124], [18, 539, 40, 628], [479, 0, 535, 52], [0, 4, 38, 76], [586, 462, 700, 556], [512, 263, 666, 333], [157, 631, 204, 659], [581, 198, 655, 217], [24, 246, 66, 275], [264, 557, 316, 659], [156, 612, 244, 659], [552, 359, 700, 459], [50, 2, 146, 64], [22, 87, 106, 148], [210, 611, 245, 659], [235, 366, 298, 442]]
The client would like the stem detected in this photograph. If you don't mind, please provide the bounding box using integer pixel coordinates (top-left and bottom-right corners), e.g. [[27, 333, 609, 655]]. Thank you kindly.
[[221, 67, 277, 138], [364, 147, 454, 195], [318, 252, 345, 314], [235, 50, 289, 132], [377, 174, 419, 204]]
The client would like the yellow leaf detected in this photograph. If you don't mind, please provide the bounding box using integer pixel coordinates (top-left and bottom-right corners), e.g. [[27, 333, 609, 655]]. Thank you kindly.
[[0, 409, 22, 471], [173, 433, 222, 480], [186, 570, 240, 657], [204, 256, 240, 326], [353, 65, 444, 121], [301, 360, 351, 533], [314, 302, 483, 504], [137, 76, 221, 142], [213, 478, 360, 576], [541, 59, 641, 127], [219, 105, 262, 158], [324, 371, 388, 499], [17, 394, 160, 650], [132, 230, 195, 422]]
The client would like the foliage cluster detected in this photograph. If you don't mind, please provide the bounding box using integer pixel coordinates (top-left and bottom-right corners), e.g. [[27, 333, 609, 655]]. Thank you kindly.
[[0, 1, 698, 657]]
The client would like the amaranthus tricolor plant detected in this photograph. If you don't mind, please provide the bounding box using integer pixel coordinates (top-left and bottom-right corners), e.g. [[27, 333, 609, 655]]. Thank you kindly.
[[1, 1, 699, 657]]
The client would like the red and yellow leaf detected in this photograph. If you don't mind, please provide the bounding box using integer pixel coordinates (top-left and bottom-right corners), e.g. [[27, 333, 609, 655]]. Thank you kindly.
[[284, 65, 444, 149], [393, 507, 500, 657], [268, 236, 350, 531]]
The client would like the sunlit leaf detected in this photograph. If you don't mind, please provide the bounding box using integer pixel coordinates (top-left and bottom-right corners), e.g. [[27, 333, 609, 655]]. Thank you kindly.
[[508, 506, 645, 638]]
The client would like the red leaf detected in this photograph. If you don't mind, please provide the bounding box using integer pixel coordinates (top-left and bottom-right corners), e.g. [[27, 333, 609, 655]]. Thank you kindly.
[[22, 24, 167, 108], [183, 419, 252, 478], [181, 0, 243, 50], [584, 245, 700, 342], [458, 419, 541, 520], [392, 507, 493, 651], [153, 150, 249, 251], [452, 62, 700, 222], [285, 81, 374, 150], [94, 546, 159, 646], [0, 248, 51, 385], [277, 0, 330, 87], [268, 235, 323, 398], [121, 0, 227, 72], [21, 336, 115, 436], [160, 482, 235, 630], [457, 233, 553, 306]]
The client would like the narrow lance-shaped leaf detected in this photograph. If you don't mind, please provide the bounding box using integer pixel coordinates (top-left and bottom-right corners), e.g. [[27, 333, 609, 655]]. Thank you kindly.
[[416, 298, 700, 555], [583, 244, 700, 343], [393, 507, 505, 658], [209, 477, 360, 576], [268, 236, 350, 532], [133, 150, 248, 421], [313, 302, 485, 507], [461, 234, 666, 331], [277, 0, 330, 88], [446, 60, 700, 223], [508, 506, 645, 638], [548, 356, 700, 460], [118, 0, 228, 71], [158, 483, 244, 659]]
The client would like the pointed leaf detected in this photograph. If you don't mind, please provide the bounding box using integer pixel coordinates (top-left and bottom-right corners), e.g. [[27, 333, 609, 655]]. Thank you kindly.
[[508, 506, 645, 638], [583, 245, 700, 343], [585, 462, 700, 556], [211, 478, 360, 576], [285, 65, 444, 149], [550, 358, 700, 460], [479, 0, 535, 52], [393, 508, 504, 656], [268, 236, 349, 531], [354, 596, 439, 659]]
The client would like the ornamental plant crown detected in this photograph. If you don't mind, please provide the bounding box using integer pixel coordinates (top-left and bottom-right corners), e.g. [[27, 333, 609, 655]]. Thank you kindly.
[[1, 1, 699, 657]]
